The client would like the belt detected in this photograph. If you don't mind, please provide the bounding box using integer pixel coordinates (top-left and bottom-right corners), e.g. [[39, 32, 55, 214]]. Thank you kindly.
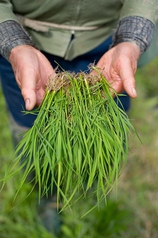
[[16, 14, 99, 32]]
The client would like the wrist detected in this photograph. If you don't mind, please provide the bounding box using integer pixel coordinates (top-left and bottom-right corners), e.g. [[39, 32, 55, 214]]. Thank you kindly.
[[9, 44, 37, 61], [119, 41, 141, 58]]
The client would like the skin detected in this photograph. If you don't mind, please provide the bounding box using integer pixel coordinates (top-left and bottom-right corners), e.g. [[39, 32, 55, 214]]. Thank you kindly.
[[93, 42, 140, 98], [9, 45, 56, 110], [9, 42, 140, 111]]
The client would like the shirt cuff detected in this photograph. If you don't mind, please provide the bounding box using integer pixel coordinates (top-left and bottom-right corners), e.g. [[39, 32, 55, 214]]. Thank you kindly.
[[111, 16, 155, 54], [0, 20, 35, 61]]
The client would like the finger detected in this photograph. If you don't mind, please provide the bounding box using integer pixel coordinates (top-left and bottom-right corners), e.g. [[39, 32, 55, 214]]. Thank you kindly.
[[36, 88, 46, 106], [110, 77, 124, 95], [20, 70, 39, 110], [118, 60, 137, 98], [22, 86, 37, 111]]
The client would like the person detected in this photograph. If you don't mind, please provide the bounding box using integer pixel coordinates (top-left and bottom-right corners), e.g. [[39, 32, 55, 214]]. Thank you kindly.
[[0, 0, 158, 235]]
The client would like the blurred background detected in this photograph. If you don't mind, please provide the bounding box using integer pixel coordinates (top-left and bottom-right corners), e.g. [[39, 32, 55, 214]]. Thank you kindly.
[[0, 56, 158, 238]]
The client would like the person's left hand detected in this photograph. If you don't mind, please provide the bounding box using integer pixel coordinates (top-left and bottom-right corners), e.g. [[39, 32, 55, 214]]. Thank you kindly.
[[91, 42, 141, 98]]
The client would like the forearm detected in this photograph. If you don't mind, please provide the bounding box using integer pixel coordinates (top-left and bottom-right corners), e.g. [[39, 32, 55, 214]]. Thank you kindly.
[[0, 20, 35, 61], [111, 16, 155, 54]]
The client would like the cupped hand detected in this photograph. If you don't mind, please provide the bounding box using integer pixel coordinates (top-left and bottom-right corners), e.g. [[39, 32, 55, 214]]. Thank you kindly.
[[91, 42, 141, 98], [9, 45, 55, 110]]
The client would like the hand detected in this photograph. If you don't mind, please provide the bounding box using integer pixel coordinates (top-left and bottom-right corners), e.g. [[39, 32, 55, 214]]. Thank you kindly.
[[9, 45, 55, 110], [92, 42, 141, 98]]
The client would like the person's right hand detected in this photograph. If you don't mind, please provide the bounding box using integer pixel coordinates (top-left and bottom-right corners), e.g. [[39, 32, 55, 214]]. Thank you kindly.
[[91, 42, 140, 98], [9, 45, 56, 110]]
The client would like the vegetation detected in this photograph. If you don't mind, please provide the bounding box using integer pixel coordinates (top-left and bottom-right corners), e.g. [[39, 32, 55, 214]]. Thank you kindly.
[[2, 69, 135, 214], [0, 58, 158, 237]]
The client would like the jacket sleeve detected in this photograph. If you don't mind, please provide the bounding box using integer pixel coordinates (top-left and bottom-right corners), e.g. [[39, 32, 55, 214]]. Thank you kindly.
[[0, 0, 19, 23], [120, 0, 158, 24], [111, 0, 158, 54], [0, 20, 35, 61], [0, 1, 35, 61]]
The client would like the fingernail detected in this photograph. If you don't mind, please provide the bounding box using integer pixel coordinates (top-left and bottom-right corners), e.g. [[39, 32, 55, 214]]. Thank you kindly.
[[25, 98, 30, 109], [132, 88, 137, 97]]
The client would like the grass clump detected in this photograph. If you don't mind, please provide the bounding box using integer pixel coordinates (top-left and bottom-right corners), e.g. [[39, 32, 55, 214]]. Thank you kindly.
[[1, 68, 136, 213]]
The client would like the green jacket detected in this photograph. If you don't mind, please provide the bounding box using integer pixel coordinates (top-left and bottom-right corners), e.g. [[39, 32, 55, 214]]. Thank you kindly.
[[0, 0, 158, 62]]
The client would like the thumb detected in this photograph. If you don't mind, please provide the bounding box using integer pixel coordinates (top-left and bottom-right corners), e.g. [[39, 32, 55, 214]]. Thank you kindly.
[[21, 76, 37, 111], [24, 93, 37, 111]]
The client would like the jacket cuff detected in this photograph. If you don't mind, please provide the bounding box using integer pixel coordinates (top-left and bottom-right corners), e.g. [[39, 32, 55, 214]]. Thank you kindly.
[[111, 16, 155, 54], [0, 20, 35, 61]]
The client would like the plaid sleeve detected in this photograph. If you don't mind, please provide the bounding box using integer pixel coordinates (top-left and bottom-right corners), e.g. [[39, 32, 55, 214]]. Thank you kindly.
[[111, 16, 155, 54], [0, 20, 35, 61]]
